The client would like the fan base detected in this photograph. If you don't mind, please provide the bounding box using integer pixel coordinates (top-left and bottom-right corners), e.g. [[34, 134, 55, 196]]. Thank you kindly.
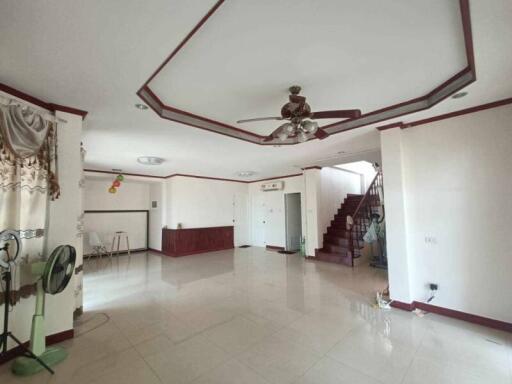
[[11, 346, 68, 376]]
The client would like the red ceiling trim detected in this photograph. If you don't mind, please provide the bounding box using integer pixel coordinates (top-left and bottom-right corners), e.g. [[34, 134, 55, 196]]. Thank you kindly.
[[138, 0, 476, 145], [0, 82, 88, 119], [142, 0, 226, 88]]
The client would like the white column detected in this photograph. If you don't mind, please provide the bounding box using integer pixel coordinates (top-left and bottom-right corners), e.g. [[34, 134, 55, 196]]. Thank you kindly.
[[303, 168, 321, 256], [381, 128, 413, 304]]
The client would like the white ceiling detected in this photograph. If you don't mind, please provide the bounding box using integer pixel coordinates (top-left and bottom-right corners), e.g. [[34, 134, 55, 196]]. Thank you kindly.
[[0, 0, 511, 180], [151, 0, 465, 135]]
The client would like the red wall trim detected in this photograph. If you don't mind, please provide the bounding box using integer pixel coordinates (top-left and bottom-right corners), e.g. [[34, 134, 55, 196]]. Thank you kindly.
[[166, 173, 248, 183], [250, 173, 303, 183], [0, 329, 74, 365], [391, 300, 512, 333], [84, 169, 303, 184], [377, 97, 512, 132], [84, 169, 166, 179], [376, 122, 404, 131], [0, 83, 88, 119], [266, 245, 285, 251], [407, 97, 512, 128], [138, 0, 475, 145]]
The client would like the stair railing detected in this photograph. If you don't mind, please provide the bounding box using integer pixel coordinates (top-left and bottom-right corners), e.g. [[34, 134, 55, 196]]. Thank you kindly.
[[347, 170, 384, 266]]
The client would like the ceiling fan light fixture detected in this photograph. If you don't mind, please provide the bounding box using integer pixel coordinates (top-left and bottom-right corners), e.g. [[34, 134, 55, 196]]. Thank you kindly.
[[297, 131, 308, 143], [137, 156, 165, 165], [302, 120, 318, 134], [277, 131, 288, 141]]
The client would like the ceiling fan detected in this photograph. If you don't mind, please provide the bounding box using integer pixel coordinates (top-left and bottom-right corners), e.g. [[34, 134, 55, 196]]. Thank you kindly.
[[236, 86, 361, 143]]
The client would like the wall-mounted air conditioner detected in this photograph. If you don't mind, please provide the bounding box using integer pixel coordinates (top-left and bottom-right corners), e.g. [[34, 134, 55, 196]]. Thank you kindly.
[[261, 181, 284, 191]]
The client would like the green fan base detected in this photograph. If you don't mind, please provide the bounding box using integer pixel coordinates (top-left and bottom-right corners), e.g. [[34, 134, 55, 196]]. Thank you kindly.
[[11, 347, 68, 376]]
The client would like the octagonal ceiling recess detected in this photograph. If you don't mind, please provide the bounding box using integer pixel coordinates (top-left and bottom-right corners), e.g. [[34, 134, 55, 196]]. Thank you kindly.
[[139, 0, 475, 145]]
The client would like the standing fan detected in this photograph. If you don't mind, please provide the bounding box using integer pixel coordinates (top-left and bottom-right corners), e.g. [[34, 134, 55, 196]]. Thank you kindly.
[[12, 245, 76, 376]]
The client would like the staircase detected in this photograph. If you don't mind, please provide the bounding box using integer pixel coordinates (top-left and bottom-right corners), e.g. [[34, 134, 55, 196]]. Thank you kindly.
[[316, 171, 384, 267]]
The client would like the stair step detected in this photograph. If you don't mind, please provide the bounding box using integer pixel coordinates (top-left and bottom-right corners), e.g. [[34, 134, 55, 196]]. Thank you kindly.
[[315, 251, 352, 266]]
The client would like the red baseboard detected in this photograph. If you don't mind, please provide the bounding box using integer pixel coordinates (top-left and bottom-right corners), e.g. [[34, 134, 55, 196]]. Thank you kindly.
[[391, 300, 512, 333], [266, 245, 285, 251], [148, 248, 163, 254], [390, 300, 416, 311], [0, 329, 74, 365]]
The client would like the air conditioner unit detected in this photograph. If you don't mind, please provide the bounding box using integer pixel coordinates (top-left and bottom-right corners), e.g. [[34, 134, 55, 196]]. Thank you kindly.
[[261, 181, 284, 191]]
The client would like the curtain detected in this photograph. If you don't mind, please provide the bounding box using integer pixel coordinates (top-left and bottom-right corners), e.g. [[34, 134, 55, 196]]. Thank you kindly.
[[0, 104, 60, 297]]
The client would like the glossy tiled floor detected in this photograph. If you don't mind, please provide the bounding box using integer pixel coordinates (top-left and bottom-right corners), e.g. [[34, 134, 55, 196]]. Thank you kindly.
[[1, 248, 511, 383]]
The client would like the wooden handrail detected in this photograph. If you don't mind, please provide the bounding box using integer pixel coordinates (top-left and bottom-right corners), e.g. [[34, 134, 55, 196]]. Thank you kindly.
[[351, 170, 381, 221], [347, 170, 384, 266]]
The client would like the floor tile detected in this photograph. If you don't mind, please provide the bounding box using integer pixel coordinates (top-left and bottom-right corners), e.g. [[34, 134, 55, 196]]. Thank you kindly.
[[295, 357, 384, 384], [237, 334, 321, 384]]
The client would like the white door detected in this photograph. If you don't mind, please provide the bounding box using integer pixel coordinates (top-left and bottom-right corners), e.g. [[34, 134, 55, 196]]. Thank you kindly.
[[233, 193, 249, 246], [251, 195, 266, 247]]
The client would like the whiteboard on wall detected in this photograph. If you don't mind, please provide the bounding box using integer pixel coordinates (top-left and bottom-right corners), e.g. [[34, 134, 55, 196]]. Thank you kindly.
[[83, 210, 148, 255]]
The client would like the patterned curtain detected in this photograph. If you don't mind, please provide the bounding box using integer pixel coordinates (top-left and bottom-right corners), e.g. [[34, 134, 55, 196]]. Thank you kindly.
[[0, 104, 60, 298]]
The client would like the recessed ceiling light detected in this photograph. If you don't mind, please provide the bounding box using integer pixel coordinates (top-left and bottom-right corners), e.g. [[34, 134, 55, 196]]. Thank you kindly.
[[137, 156, 165, 165], [135, 103, 148, 110], [237, 171, 256, 177], [452, 91, 468, 99]]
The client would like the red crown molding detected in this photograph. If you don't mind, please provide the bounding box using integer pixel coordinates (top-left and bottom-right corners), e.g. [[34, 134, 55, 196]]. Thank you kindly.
[[391, 300, 512, 333], [138, 0, 475, 145], [84, 169, 166, 179], [166, 173, 248, 183], [0, 83, 88, 119], [376, 97, 512, 131], [84, 168, 303, 184], [250, 173, 303, 183]]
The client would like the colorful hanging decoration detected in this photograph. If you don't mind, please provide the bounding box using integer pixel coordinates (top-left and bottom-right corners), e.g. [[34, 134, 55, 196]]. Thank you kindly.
[[108, 174, 124, 193]]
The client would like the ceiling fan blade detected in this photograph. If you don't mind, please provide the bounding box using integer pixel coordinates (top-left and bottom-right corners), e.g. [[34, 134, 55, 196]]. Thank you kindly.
[[314, 128, 329, 140], [236, 117, 283, 124], [310, 109, 361, 119], [289, 95, 306, 104]]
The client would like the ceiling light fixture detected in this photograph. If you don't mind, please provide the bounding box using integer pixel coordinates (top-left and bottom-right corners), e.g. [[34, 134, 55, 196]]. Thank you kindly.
[[137, 156, 165, 165], [135, 103, 148, 110], [237, 171, 256, 177], [452, 91, 468, 99]]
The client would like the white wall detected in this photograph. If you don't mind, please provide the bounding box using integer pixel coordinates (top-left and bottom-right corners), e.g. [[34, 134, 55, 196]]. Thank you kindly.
[[335, 161, 377, 191], [382, 105, 512, 323], [83, 175, 161, 252], [248, 176, 305, 248], [318, 167, 362, 248], [165, 176, 247, 229], [84, 177, 150, 210], [149, 182, 165, 250]]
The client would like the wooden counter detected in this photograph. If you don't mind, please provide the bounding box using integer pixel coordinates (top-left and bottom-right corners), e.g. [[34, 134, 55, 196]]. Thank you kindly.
[[161, 226, 234, 257]]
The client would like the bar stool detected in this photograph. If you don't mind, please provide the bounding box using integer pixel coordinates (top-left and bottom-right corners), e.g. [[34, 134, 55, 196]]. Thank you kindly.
[[110, 231, 131, 259]]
